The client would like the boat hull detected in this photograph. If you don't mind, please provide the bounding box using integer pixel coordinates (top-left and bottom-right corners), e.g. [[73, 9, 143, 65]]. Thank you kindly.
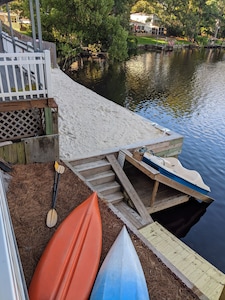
[[142, 154, 210, 195], [29, 192, 102, 300], [90, 226, 150, 300]]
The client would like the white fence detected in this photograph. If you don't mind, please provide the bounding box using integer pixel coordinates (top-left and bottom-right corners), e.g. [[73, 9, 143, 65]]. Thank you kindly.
[[0, 51, 52, 101], [0, 31, 52, 101]]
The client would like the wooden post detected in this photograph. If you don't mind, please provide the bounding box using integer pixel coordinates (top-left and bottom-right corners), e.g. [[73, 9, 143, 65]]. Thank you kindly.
[[150, 180, 159, 207], [43, 50, 52, 98], [44, 107, 53, 135]]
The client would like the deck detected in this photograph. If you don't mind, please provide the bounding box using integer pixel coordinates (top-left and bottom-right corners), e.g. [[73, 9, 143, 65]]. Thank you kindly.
[[140, 222, 225, 300]]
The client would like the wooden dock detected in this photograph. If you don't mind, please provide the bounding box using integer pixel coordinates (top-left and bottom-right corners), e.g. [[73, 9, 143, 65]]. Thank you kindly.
[[139, 222, 225, 300], [65, 150, 224, 299]]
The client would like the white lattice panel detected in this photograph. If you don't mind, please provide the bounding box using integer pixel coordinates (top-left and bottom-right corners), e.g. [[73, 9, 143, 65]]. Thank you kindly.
[[0, 108, 44, 141]]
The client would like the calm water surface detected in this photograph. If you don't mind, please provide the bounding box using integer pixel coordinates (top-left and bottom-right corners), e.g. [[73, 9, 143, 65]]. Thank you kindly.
[[66, 48, 225, 272]]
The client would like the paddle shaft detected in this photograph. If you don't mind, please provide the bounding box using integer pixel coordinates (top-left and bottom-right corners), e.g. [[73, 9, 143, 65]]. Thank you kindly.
[[52, 173, 60, 209], [52, 164, 65, 209], [52, 171, 58, 207]]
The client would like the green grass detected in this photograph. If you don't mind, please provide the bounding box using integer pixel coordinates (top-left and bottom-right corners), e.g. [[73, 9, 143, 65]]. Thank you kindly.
[[135, 36, 167, 45], [133, 36, 192, 46]]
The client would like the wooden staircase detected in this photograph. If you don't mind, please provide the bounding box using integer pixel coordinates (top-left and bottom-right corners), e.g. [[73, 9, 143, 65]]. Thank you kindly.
[[65, 155, 124, 204], [64, 153, 153, 228]]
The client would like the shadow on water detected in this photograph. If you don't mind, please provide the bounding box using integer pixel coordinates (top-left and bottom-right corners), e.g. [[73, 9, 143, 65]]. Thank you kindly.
[[152, 199, 210, 239]]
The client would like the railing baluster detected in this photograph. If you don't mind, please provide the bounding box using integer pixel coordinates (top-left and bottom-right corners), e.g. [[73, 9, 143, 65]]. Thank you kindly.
[[12, 64, 19, 100], [0, 72, 4, 101]]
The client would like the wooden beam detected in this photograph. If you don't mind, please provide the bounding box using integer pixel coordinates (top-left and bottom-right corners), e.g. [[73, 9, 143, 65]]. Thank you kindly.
[[0, 142, 26, 164], [44, 107, 53, 135], [122, 149, 159, 179], [150, 180, 159, 207], [219, 285, 225, 300], [155, 173, 213, 203], [0, 98, 58, 112], [114, 202, 147, 229], [147, 195, 190, 214], [106, 154, 153, 224]]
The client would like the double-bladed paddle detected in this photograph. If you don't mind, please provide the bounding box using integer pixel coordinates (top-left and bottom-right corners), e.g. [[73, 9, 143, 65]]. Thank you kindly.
[[46, 161, 65, 228]]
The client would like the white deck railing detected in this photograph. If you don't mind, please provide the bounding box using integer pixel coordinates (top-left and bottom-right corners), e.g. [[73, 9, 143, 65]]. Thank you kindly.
[[0, 51, 52, 101], [0, 32, 52, 101]]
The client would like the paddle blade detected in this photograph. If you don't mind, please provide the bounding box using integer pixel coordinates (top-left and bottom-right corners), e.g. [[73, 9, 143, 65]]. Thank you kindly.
[[46, 209, 58, 228], [57, 165, 65, 174]]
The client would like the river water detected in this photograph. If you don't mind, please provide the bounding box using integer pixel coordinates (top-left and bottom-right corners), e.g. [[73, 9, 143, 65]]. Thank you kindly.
[[65, 48, 225, 273]]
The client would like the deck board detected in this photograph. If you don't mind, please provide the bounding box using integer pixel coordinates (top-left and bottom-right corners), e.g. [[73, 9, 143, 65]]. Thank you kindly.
[[139, 222, 225, 300], [106, 154, 153, 224]]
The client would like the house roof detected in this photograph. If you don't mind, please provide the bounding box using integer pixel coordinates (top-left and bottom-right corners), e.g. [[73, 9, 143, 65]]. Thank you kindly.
[[0, 0, 13, 5]]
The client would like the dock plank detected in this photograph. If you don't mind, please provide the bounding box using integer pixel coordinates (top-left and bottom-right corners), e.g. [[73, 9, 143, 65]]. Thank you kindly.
[[114, 201, 146, 229], [139, 222, 225, 300], [106, 154, 153, 224]]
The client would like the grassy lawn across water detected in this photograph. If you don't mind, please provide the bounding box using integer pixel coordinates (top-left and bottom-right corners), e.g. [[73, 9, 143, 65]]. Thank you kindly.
[[134, 36, 191, 45]]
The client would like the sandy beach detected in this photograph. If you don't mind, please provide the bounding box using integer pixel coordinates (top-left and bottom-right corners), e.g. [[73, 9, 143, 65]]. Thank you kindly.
[[51, 67, 165, 160]]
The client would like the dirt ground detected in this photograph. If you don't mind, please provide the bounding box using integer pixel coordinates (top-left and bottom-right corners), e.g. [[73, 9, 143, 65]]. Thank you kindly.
[[6, 162, 199, 299]]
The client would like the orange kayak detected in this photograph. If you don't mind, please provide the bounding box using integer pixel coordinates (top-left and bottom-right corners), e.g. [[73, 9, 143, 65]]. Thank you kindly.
[[29, 192, 102, 300]]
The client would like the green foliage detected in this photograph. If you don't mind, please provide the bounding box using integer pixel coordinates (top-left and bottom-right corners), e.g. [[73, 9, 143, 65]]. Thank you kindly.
[[131, 0, 155, 14], [20, 0, 131, 61], [195, 35, 209, 45], [127, 36, 138, 50], [7, 0, 225, 62], [106, 17, 129, 61], [131, 0, 225, 40]]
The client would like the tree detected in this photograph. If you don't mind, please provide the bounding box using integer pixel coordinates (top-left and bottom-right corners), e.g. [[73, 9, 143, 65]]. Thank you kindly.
[[131, 0, 155, 14], [143, 0, 225, 40], [20, 0, 131, 61]]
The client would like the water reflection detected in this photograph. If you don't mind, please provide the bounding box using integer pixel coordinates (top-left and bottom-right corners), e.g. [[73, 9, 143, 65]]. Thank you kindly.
[[66, 48, 225, 272]]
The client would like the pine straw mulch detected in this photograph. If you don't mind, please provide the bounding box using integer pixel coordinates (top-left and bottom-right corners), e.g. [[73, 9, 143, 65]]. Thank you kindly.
[[6, 162, 199, 300]]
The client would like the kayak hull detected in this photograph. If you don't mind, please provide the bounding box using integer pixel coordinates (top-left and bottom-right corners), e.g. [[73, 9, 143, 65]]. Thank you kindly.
[[90, 226, 150, 300], [29, 192, 102, 300]]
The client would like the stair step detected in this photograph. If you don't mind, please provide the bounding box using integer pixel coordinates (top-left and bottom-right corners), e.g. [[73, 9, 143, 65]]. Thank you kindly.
[[69, 154, 107, 167], [103, 192, 124, 204], [95, 181, 121, 196], [87, 170, 115, 186], [73, 159, 111, 177]]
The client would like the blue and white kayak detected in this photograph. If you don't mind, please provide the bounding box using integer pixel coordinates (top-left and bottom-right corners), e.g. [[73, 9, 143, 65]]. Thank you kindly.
[[142, 152, 210, 195], [90, 226, 150, 300]]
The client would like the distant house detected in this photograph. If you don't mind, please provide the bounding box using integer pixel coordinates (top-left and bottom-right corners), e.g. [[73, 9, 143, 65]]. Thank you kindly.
[[0, 11, 30, 31], [0, 11, 19, 23], [130, 13, 166, 35]]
